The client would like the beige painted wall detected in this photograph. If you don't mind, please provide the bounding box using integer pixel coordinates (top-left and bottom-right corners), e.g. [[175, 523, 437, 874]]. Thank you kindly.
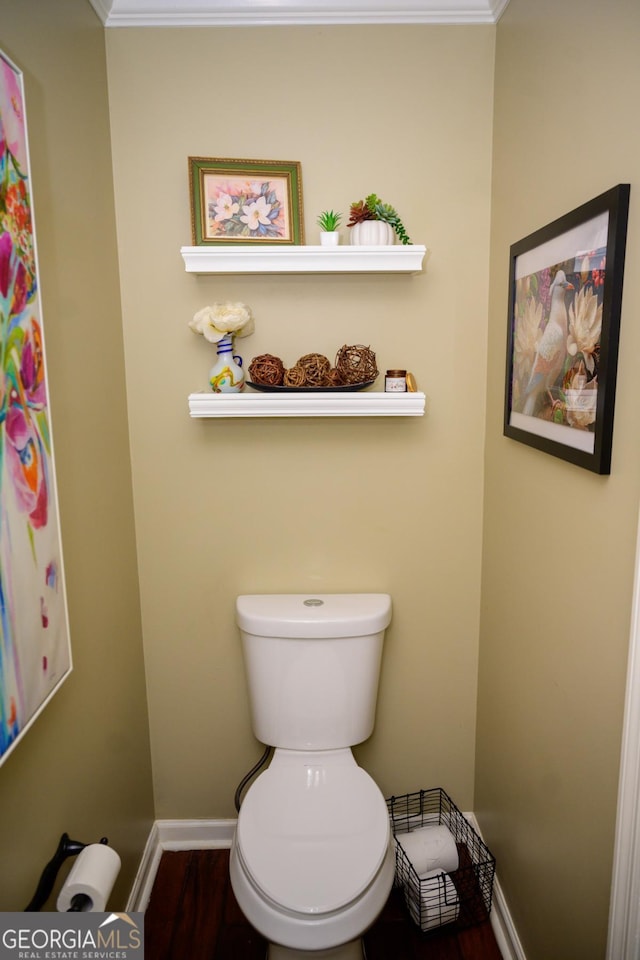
[[0, 0, 154, 910], [2, 2, 637, 949], [476, 0, 640, 957], [105, 24, 495, 818]]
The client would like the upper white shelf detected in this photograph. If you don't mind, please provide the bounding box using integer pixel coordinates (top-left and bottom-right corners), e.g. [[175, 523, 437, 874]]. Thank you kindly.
[[188, 390, 426, 418], [180, 244, 427, 275]]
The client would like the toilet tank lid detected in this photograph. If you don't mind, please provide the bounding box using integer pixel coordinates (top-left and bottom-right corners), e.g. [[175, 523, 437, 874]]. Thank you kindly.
[[236, 593, 392, 638]]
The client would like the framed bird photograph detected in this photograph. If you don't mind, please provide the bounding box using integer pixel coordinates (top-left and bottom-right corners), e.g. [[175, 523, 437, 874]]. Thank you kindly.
[[504, 183, 630, 474]]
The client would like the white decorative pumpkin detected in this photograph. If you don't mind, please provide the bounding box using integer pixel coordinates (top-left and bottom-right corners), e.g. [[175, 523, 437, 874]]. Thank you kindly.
[[349, 221, 395, 246]]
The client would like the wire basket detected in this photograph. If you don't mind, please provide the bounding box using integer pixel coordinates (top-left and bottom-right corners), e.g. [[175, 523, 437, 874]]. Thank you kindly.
[[386, 788, 496, 933]]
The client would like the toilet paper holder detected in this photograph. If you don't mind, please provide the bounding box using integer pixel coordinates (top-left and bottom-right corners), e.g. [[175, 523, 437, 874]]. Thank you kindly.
[[25, 832, 109, 912]]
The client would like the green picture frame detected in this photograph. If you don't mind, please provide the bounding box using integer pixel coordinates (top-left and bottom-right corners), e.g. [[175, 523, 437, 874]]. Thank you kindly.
[[188, 157, 304, 246]]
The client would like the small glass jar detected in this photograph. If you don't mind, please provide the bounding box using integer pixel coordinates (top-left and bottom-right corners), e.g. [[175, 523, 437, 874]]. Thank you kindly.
[[385, 369, 407, 392]]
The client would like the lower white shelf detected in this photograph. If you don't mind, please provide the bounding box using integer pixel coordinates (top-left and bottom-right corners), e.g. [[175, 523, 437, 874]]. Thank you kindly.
[[188, 390, 426, 418]]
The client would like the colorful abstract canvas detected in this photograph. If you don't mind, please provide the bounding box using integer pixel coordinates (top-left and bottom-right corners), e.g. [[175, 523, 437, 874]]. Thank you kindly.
[[0, 50, 71, 764]]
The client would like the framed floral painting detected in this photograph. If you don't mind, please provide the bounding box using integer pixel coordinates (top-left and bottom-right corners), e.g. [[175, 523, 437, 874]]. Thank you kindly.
[[0, 50, 72, 764], [188, 157, 304, 245], [504, 184, 630, 474]]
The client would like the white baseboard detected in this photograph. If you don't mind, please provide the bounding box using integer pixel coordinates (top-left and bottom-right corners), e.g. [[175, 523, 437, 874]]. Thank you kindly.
[[489, 875, 527, 960], [128, 814, 526, 960], [465, 813, 526, 960], [126, 818, 235, 912]]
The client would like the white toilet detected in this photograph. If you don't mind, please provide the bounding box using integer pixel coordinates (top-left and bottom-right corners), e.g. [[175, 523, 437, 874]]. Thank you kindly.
[[230, 593, 395, 960]]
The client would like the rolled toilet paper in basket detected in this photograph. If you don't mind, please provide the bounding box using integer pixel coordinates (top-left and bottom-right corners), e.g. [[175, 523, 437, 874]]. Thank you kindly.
[[397, 824, 459, 875], [407, 868, 460, 932], [56, 843, 121, 912]]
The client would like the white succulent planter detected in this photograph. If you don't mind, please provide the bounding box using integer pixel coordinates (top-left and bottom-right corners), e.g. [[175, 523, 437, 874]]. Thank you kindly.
[[320, 230, 340, 246], [349, 221, 395, 246]]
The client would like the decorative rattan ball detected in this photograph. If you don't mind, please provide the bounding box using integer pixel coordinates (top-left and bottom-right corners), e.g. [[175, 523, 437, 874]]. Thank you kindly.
[[283, 365, 307, 387], [327, 367, 345, 386], [335, 344, 378, 384], [248, 354, 285, 386], [297, 353, 332, 387]]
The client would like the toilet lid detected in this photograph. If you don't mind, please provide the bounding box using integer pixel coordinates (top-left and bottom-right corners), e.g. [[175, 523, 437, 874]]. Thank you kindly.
[[236, 760, 390, 916]]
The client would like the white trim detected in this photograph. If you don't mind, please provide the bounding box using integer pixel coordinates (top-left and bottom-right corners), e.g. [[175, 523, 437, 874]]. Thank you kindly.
[[488, 875, 527, 960], [126, 819, 235, 912], [89, 0, 511, 27], [87, 0, 113, 23], [465, 813, 526, 960], [607, 503, 640, 958], [155, 818, 236, 850], [180, 245, 427, 275], [491, 0, 511, 19], [126, 821, 162, 913], [188, 391, 426, 419]]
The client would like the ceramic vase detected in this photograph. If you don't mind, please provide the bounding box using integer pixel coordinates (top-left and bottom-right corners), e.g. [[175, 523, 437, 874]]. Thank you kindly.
[[349, 221, 395, 246], [209, 334, 245, 392]]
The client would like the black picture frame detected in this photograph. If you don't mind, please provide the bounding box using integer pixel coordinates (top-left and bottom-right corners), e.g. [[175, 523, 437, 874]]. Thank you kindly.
[[504, 184, 630, 474]]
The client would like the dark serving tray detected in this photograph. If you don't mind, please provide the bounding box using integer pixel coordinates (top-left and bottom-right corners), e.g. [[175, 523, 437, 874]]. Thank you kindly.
[[245, 379, 377, 393]]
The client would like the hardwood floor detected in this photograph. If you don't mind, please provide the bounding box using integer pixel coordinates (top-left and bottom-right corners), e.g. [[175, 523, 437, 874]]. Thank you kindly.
[[144, 849, 503, 959]]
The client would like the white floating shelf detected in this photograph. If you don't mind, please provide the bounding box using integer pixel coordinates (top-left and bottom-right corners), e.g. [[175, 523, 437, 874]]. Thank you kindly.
[[180, 244, 427, 275], [188, 390, 426, 418]]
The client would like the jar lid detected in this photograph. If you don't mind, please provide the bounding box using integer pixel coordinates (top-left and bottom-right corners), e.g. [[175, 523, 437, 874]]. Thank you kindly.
[[386, 369, 406, 376]]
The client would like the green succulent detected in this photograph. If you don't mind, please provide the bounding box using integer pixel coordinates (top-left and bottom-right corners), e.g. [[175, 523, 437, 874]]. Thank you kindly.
[[347, 194, 412, 244], [364, 193, 412, 245], [316, 209, 343, 232]]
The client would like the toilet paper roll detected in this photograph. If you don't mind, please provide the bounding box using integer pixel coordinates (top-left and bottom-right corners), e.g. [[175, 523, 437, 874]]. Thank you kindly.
[[407, 868, 460, 932], [397, 824, 459, 875], [56, 843, 121, 912]]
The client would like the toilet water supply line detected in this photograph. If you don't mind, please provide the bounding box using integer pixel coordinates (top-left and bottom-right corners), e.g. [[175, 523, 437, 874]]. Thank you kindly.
[[234, 744, 274, 812]]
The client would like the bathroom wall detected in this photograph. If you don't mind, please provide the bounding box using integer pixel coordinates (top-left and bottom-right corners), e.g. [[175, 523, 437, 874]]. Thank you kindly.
[[105, 24, 496, 817], [4, 4, 637, 948], [476, 0, 640, 956], [0, 0, 154, 910]]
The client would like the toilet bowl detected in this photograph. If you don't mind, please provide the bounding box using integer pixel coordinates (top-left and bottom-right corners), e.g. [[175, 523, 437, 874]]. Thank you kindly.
[[230, 748, 395, 956], [230, 593, 394, 959]]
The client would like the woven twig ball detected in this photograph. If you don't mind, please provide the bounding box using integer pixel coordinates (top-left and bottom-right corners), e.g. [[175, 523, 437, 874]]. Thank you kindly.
[[335, 344, 378, 384], [297, 353, 332, 386], [283, 365, 307, 387], [327, 367, 345, 386], [248, 354, 285, 386]]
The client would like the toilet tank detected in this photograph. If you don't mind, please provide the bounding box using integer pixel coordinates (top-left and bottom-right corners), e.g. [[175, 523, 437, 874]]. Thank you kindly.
[[236, 594, 392, 750]]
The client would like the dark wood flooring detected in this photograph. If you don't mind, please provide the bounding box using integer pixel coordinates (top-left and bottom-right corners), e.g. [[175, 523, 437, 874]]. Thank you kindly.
[[144, 849, 503, 959]]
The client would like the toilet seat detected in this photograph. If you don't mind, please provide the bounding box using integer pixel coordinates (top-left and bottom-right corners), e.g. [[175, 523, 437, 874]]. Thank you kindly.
[[236, 750, 390, 918]]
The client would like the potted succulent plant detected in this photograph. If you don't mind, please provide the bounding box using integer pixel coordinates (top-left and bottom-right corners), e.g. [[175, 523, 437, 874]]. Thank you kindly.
[[347, 194, 412, 246], [316, 209, 343, 245]]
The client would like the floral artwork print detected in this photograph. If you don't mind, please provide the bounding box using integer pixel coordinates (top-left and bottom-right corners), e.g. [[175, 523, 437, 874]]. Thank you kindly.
[[188, 158, 304, 246], [204, 175, 290, 241], [505, 186, 629, 474], [506, 200, 618, 464], [0, 51, 71, 764], [511, 247, 605, 433]]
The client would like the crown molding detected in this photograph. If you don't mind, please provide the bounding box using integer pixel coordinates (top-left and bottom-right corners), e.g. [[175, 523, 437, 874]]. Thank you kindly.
[[89, 0, 114, 22], [88, 0, 511, 27]]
